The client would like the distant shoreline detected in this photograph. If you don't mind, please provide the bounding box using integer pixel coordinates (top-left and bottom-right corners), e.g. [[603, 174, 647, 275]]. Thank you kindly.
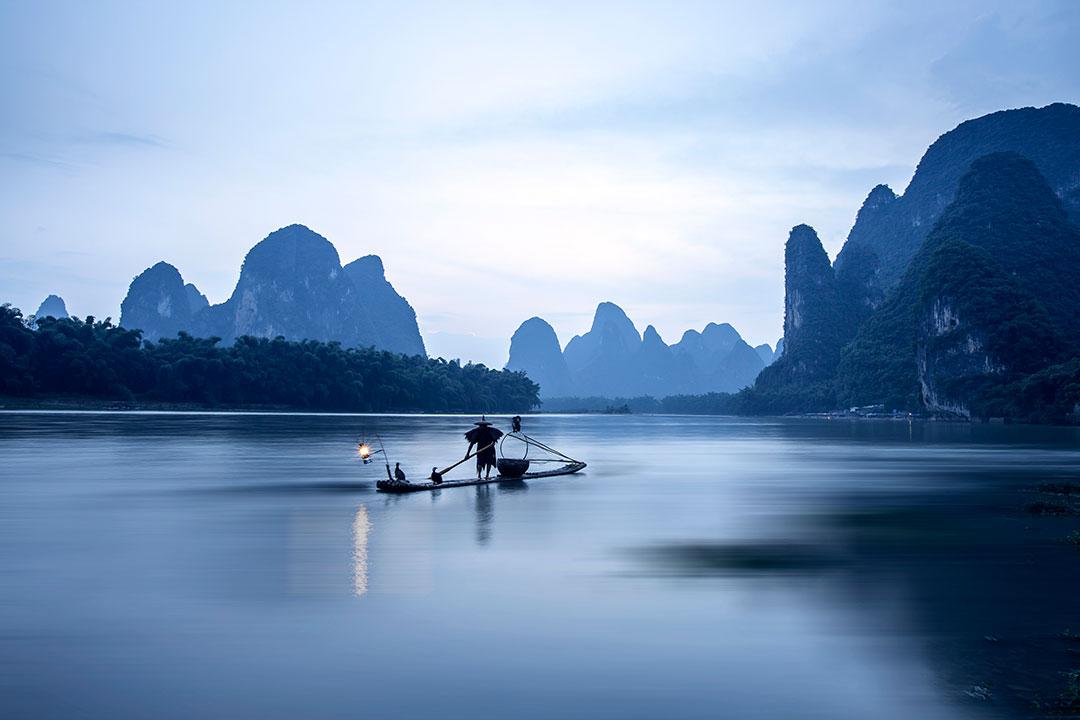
[[3, 395, 1075, 428], [0, 396, 518, 415]]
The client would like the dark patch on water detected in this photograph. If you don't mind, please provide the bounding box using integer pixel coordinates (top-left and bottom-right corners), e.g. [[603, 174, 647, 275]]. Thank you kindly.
[[630, 541, 843, 575], [181, 481, 377, 496]]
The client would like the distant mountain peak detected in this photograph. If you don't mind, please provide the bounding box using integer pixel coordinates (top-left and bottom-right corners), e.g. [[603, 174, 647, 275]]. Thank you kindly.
[[784, 225, 832, 289], [591, 301, 638, 336], [837, 102, 1080, 288], [506, 316, 573, 398], [241, 224, 341, 277], [120, 227, 425, 355], [520, 304, 764, 398], [865, 183, 897, 208], [346, 254, 386, 279], [702, 322, 738, 338], [949, 151, 1067, 224], [120, 261, 198, 341], [642, 324, 665, 346], [787, 223, 824, 250], [674, 322, 742, 359], [754, 343, 775, 366], [147, 260, 183, 279], [184, 283, 209, 314], [34, 294, 68, 320], [518, 316, 555, 331]]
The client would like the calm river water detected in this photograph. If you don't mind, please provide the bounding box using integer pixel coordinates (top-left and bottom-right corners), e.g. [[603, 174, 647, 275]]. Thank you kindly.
[[1, 412, 1078, 719]]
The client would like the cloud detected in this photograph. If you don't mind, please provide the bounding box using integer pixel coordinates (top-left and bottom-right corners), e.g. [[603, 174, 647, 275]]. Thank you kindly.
[[929, 8, 1080, 113], [0, 151, 75, 170], [80, 131, 168, 148]]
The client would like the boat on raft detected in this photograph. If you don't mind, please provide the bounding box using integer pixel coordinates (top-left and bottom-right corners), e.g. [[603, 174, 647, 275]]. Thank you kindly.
[[376, 459, 587, 493], [375, 426, 586, 494]]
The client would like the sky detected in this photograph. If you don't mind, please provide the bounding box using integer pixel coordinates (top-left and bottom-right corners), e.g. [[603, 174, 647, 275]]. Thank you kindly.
[[2, 1, 1079, 367]]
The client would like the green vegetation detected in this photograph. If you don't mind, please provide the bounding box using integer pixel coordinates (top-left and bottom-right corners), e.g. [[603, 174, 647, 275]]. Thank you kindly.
[[1000, 359, 1080, 425], [751, 225, 862, 414], [725, 152, 1080, 424], [827, 152, 1080, 422], [836, 237, 1069, 415], [0, 305, 538, 412]]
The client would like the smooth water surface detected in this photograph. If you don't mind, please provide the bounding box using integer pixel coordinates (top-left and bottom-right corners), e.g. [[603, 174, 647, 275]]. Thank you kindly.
[[1, 413, 1078, 719]]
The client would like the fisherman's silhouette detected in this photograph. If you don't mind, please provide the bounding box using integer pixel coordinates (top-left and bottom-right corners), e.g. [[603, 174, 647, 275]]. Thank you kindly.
[[465, 418, 504, 480]]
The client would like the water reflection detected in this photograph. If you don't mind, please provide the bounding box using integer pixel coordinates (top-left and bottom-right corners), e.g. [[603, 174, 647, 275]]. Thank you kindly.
[[497, 479, 528, 494], [352, 506, 370, 597], [474, 485, 493, 545]]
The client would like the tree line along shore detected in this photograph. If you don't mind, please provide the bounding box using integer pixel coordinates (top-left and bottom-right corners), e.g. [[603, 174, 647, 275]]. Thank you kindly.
[[0, 305, 538, 413]]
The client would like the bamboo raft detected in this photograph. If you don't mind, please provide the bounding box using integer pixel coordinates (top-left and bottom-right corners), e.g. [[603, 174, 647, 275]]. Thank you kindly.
[[376, 460, 586, 494]]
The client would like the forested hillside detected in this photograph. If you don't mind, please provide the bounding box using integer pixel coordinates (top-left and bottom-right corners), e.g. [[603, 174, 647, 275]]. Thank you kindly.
[[0, 306, 537, 412], [834, 153, 1080, 418], [761, 103, 1080, 410]]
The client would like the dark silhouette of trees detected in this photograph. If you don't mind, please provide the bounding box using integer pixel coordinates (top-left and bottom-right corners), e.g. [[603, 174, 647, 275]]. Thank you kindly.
[[0, 305, 538, 412]]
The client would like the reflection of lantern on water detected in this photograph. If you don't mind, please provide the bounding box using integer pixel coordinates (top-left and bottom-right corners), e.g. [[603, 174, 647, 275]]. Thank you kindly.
[[353, 506, 370, 597]]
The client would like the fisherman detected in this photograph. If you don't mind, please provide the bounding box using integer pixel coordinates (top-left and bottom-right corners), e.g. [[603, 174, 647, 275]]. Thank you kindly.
[[511, 415, 522, 433], [465, 417, 504, 480], [394, 462, 408, 485]]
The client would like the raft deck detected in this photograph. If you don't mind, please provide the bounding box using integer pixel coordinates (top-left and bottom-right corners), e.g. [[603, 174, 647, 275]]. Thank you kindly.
[[376, 461, 586, 494]]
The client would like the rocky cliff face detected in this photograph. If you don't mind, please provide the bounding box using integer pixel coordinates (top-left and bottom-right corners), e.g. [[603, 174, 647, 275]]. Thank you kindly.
[[196, 225, 355, 344], [511, 303, 763, 398], [120, 262, 205, 341], [184, 284, 209, 315], [915, 240, 1066, 417], [753, 104, 1080, 412], [835, 153, 1076, 414], [755, 225, 852, 396], [781, 225, 835, 353], [34, 295, 68, 320], [120, 224, 426, 354], [343, 255, 426, 356], [506, 317, 574, 398]]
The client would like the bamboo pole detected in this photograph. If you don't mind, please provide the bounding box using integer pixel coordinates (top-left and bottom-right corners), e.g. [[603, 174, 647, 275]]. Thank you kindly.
[[430, 441, 495, 481]]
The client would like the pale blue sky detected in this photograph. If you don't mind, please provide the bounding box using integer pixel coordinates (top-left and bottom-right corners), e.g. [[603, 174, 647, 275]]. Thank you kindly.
[[2, 0, 1078, 366]]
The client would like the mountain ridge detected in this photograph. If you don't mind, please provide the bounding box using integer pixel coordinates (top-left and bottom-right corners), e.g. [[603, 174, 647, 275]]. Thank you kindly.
[[119, 224, 425, 355], [508, 302, 764, 398]]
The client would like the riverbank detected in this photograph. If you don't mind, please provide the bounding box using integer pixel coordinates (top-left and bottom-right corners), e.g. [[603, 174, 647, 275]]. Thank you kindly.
[[0, 396, 514, 415], [0, 396, 304, 413]]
